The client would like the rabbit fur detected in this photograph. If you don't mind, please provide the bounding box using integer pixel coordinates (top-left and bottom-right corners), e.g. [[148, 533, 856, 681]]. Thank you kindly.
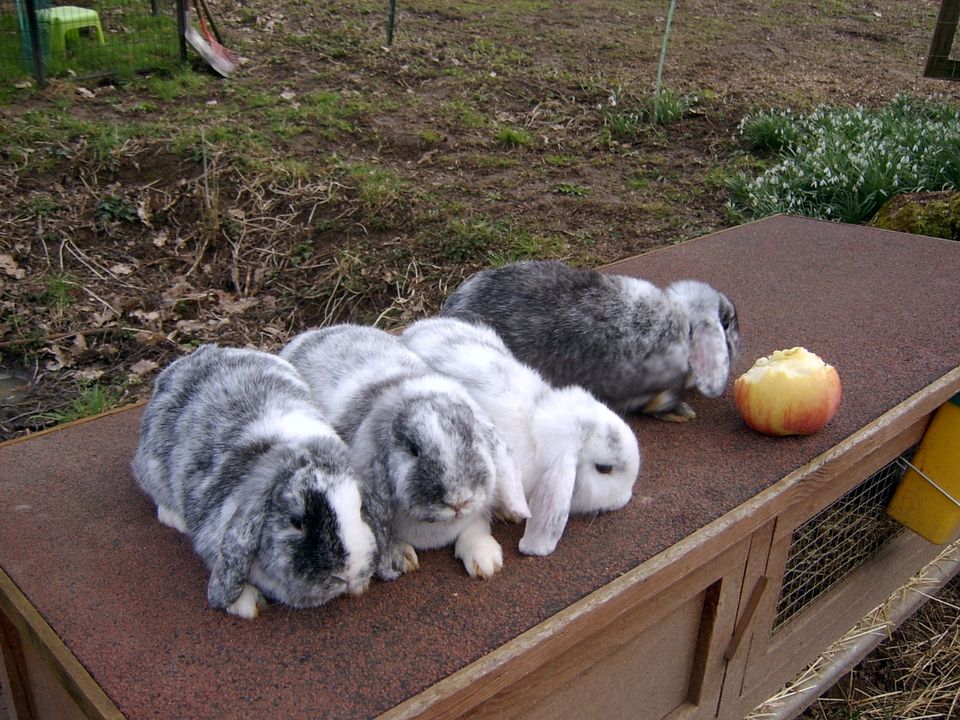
[[280, 324, 530, 579], [401, 316, 641, 556], [441, 259, 740, 421], [131, 344, 377, 619]]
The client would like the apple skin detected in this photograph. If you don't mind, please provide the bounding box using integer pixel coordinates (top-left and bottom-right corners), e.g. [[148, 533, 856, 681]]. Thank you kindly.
[[734, 347, 842, 437]]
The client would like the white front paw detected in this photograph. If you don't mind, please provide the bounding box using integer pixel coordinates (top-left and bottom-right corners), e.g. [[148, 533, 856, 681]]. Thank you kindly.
[[456, 533, 503, 579], [157, 505, 187, 533], [518, 532, 558, 557], [225, 583, 266, 619]]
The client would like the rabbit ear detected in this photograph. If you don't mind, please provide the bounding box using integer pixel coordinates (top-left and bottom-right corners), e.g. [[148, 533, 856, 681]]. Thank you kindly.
[[518, 450, 577, 556], [206, 490, 269, 609], [484, 426, 530, 522], [689, 318, 729, 397]]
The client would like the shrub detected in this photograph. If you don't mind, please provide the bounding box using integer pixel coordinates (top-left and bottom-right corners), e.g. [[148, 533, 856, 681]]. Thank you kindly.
[[727, 94, 960, 224]]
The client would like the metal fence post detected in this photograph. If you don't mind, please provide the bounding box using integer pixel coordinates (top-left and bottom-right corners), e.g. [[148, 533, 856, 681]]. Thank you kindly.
[[22, 0, 46, 85]]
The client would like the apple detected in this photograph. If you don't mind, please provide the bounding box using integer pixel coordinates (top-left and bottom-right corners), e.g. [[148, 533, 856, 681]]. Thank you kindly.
[[734, 347, 841, 437]]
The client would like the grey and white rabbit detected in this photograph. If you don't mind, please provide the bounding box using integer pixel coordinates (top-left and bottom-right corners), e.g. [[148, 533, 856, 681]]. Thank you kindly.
[[280, 325, 530, 580], [131, 344, 377, 619], [441, 259, 740, 421], [401, 317, 641, 557]]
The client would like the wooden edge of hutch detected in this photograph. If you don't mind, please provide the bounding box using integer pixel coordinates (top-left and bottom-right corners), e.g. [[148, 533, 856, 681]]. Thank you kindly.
[[0, 568, 124, 720]]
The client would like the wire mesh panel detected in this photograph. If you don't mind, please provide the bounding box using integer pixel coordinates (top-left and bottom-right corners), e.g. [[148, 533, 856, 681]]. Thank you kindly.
[[0, 0, 181, 84], [774, 451, 913, 629]]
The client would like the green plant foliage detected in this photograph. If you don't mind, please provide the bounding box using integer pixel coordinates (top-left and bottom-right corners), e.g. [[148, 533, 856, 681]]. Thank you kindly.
[[438, 215, 566, 264], [495, 125, 533, 148], [728, 94, 960, 224], [553, 182, 590, 197], [39, 272, 78, 309], [35, 382, 119, 424], [96, 195, 138, 222]]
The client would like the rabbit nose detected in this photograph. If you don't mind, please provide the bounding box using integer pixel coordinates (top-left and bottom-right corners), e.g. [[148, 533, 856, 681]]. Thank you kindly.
[[447, 500, 468, 516]]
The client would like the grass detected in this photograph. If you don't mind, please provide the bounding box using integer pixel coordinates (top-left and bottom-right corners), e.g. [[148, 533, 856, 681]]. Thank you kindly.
[[32, 381, 119, 424], [602, 86, 694, 140], [727, 94, 960, 223], [434, 215, 567, 266], [495, 125, 534, 148]]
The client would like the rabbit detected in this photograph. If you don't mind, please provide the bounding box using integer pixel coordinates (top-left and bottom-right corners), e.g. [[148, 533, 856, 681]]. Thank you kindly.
[[440, 259, 740, 422], [280, 324, 530, 580], [130, 344, 377, 619], [401, 316, 641, 557]]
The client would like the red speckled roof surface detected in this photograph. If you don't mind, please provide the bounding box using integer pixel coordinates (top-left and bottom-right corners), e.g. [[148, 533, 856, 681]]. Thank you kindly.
[[1, 215, 958, 719]]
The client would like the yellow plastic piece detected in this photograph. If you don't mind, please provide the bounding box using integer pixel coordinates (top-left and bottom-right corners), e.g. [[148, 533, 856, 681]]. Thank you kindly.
[[37, 6, 105, 55], [886, 393, 960, 544]]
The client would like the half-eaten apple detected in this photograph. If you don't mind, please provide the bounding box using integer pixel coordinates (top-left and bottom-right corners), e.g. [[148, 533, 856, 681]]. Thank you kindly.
[[734, 347, 841, 437]]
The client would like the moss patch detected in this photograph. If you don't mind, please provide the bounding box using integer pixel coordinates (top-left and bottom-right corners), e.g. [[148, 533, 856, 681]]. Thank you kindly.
[[868, 191, 960, 241]]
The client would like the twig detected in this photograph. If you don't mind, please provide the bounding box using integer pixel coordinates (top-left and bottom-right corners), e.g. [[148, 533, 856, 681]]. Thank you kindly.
[[0, 326, 145, 350]]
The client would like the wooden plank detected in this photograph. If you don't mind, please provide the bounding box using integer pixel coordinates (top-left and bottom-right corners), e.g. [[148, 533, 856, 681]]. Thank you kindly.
[[0, 570, 124, 720], [715, 520, 776, 715], [1, 608, 32, 720], [925, 0, 960, 79], [443, 538, 749, 720]]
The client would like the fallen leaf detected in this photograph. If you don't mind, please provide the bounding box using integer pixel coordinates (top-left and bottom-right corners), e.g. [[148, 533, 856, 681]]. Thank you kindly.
[[0, 254, 25, 280], [137, 199, 153, 227], [44, 345, 69, 371], [162, 279, 196, 305], [152, 229, 169, 248], [218, 294, 259, 315], [76, 86, 96, 98], [131, 309, 162, 324], [110, 263, 135, 276], [130, 359, 159, 376], [76, 368, 105, 381], [134, 330, 166, 346]]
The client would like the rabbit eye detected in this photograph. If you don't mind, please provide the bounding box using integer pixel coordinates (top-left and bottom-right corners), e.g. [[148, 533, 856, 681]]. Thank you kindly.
[[406, 440, 420, 458], [595, 463, 613, 475], [290, 516, 304, 532]]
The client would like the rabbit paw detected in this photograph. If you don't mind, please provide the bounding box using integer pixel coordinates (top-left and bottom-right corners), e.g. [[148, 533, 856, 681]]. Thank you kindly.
[[656, 402, 697, 423], [518, 531, 559, 557], [225, 583, 266, 619], [378, 542, 420, 580], [347, 577, 372, 597], [495, 506, 529, 524], [157, 505, 187, 533], [456, 533, 503, 579]]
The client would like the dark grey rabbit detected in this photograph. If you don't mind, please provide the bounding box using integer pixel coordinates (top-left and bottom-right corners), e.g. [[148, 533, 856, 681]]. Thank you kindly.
[[131, 344, 377, 619], [441, 260, 740, 421], [280, 324, 529, 580]]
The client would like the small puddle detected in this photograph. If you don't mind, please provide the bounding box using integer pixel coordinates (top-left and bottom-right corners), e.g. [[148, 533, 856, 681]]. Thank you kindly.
[[0, 369, 33, 405]]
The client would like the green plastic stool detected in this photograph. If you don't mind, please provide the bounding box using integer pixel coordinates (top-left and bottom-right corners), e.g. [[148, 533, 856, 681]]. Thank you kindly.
[[37, 6, 105, 54]]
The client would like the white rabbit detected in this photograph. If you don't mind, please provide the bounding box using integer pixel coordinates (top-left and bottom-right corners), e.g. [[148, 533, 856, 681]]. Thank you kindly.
[[401, 317, 641, 556], [131, 344, 377, 619], [281, 324, 529, 579]]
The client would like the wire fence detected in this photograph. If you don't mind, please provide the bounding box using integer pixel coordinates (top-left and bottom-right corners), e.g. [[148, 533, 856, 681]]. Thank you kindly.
[[0, 0, 183, 84]]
